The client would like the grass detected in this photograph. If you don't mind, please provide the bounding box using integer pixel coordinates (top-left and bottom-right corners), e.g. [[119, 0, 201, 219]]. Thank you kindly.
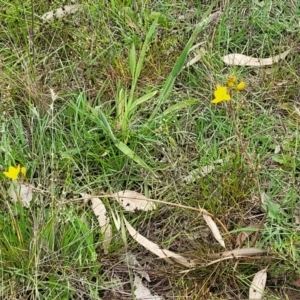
[[1, 0, 300, 299]]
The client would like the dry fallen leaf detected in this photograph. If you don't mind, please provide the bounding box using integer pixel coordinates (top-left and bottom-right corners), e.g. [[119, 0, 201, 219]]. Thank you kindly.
[[236, 226, 260, 248], [274, 145, 281, 154], [124, 217, 194, 268], [134, 275, 163, 300], [125, 252, 150, 282], [183, 159, 223, 183], [185, 44, 207, 68], [8, 182, 33, 207], [203, 213, 226, 248], [81, 193, 112, 254], [209, 247, 267, 259], [293, 105, 300, 118], [205, 248, 268, 267], [112, 190, 156, 212], [41, 5, 83, 22], [222, 49, 290, 66], [249, 268, 268, 300]]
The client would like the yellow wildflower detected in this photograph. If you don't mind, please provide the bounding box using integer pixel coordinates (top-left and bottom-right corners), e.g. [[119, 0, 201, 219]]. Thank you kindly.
[[211, 85, 231, 104], [3, 165, 21, 180], [227, 76, 237, 86], [237, 81, 246, 91], [227, 81, 235, 88], [21, 166, 27, 177]]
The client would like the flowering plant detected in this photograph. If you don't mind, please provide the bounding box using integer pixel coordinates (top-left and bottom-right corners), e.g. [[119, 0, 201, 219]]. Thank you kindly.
[[211, 76, 245, 104], [3, 165, 26, 180]]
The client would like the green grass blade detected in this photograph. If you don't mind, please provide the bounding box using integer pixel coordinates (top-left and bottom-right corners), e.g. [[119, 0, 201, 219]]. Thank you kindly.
[[115, 140, 156, 176], [134, 18, 158, 84], [160, 99, 198, 118], [129, 19, 158, 104], [149, 2, 216, 122], [129, 43, 136, 78], [97, 109, 155, 176], [98, 110, 117, 141], [129, 90, 158, 114]]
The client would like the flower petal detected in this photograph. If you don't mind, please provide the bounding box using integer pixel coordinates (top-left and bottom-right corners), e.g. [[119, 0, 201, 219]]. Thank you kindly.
[[212, 85, 231, 103], [237, 81, 246, 91], [211, 98, 223, 104], [3, 166, 20, 180], [21, 167, 26, 176], [227, 76, 237, 84], [223, 94, 231, 100]]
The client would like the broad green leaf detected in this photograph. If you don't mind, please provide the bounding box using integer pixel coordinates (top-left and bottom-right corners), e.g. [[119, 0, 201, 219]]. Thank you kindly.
[[129, 90, 158, 114], [115, 140, 156, 176], [98, 110, 116, 141], [265, 199, 281, 220], [160, 99, 197, 118]]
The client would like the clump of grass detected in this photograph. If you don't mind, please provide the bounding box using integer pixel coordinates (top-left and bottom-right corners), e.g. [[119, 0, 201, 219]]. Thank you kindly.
[[1, 0, 300, 299]]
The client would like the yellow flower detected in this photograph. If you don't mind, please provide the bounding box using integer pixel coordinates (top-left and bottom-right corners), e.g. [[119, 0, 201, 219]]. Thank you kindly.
[[211, 85, 231, 104], [227, 76, 237, 86], [3, 165, 21, 180], [21, 166, 27, 177], [227, 81, 235, 88], [237, 81, 246, 91]]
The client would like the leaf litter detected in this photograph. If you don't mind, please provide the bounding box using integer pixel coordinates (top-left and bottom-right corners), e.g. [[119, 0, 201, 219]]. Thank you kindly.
[[41, 4, 83, 22], [203, 213, 226, 248], [134, 275, 163, 300], [79, 185, 271, 298], [183, 159, 224, 183], [8, 182, 33, 208], [123, 217, 195, 268], [249, 268, 268, 300], [222, 49, 290, 66], [112, 190, 156, 212], [81, 193, 112, 254]]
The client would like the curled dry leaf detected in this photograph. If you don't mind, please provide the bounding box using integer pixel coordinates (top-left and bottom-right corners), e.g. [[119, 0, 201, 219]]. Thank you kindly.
[[81, 193, 112, 254], [124, 217, 195, 268], [209, 247, 267, 259], [293, 104, 300, 118], [41, 5, 83, 22], [125, 252, 150, 282], [236, 225, 260, 248], [205, 248, 268, 267], [8, 182, 33, 208], [112, 190, 156, 212], [49, 88, 58, 102], [274, 145, 281, 154], [183, 159, 223, 183], [249, 268, 268, 300], [185, 44, 207, 68], [222, 49, 290, 66], [134, 275, 163, 300], [236, 231, 251, 248], [203, 213, 226, 248]]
